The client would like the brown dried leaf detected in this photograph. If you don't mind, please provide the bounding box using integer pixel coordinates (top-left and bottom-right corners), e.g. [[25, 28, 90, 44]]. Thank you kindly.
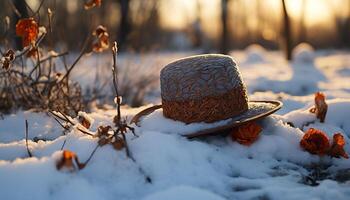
[[98, 137, 111, 146], [113, 115, 120, 126], [92, 25, 109, 52], [329, 133, 349, 159], [97, 125, 111, 137], [93, 25, 107, 36], [84, 0, 102, 10], [310, 92, 328, 123], [1, 49, 15, 70], [300, 128, 330, 155], [112, 137, 125, 150], [15, 18, 38, 47], [78, 115, 91, 129], [96, 125, 112, 146], [231, 122, 262, 146]]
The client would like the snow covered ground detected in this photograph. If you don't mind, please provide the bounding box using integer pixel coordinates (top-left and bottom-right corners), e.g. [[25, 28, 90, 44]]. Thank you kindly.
[[1, 47, 350, 200]]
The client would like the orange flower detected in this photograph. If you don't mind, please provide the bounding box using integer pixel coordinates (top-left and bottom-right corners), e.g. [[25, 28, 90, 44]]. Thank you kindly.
[[310, 92, 328, 123], [300, 128, 330, 155], [329, 133, 349, 159], [16, 18, 38, 47], [231, 122, 262, 145], [56, 150, 77, 170], [56, 150, 85, 171]]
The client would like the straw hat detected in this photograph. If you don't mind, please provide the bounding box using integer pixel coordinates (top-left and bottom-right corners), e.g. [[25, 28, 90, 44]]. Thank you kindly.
[[131, 54, 282, 138]]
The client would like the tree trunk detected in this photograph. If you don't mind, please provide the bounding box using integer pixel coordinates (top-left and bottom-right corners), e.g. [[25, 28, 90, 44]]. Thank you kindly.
[[298, 0, 307, 43], [281, 0, 292, 60], [192, 0, 202, 48], [256, 0, 262, 42], [118, 0, 130, 51], [342, 0, 350, 48], [220, 0, 229, 54], [13, 0, 29, 49]]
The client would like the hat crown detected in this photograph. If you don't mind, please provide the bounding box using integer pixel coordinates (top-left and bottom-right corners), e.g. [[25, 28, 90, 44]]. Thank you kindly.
[[160, 54, 249, 123], [161, 54, 244, 101]]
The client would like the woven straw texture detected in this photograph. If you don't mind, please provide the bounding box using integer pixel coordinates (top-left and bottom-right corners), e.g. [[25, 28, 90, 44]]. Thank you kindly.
[[160, 54, 249, 123]]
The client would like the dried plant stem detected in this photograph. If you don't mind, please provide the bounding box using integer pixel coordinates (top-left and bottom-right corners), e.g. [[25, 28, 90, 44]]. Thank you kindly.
[[60, 138, 67, 150], [29, 51, 68, 76], [7, 0, 22, 18], [58, 110, 75, 125], [82, 143, 100, 167], [109, 41, 151, 182], [58, 35, 92, 84], [30, 0, 45, 18], [76, 127, 94, 136], [51, 114, 68, 129], [112, 42, 121, 122], [121, 132, 132, 159], [25, 120, 33, 157], [14, 33, 46, 61]]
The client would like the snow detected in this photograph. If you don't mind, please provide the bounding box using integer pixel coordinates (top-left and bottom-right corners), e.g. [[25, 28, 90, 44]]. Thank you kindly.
[[142, 185, 226, 200], [1, 47, 350, 200], [78, 111, 95, 126], [138, 108, 233, 135], [244, 44, 266, 63], [292, 43, 315, 64]]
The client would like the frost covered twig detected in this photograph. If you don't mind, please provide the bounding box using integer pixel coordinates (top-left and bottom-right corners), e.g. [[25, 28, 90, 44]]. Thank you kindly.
[[110, 42, 151, 183], [49, 110, 94, 137], [110, 42, 138, 156]]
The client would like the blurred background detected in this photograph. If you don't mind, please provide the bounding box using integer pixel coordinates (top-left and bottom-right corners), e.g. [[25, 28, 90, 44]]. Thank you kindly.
[[1, 0, 349, 54], [1, 0, 350, 109]]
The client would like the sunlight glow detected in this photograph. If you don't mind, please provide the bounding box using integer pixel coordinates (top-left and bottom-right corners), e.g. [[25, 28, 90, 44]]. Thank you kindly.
[[160, 0, 336, 31], [286, 0, 333, 26], [159, 0, 221, 36]]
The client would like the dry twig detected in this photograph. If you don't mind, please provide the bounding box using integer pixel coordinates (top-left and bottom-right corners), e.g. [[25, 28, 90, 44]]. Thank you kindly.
[[25, 120, 33, 157]]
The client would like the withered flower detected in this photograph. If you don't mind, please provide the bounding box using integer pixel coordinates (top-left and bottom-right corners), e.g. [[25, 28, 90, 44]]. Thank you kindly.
[[56, 150, 85, 171], [77, 112, 93, 129], [329, 133, 349, 159], [1, 49, 15, 70], [92, 25, 109, 52], [16, 18, 38, 47], [112, 137, 125, 150], [231, 122, 262, 145], [300, 128, 330, 155], [310, 92, 328, 123], [84, 0, 102, 10]]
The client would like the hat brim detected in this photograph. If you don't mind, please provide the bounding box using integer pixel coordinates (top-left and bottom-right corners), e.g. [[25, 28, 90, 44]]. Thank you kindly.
[[131, 100, 282, 138]]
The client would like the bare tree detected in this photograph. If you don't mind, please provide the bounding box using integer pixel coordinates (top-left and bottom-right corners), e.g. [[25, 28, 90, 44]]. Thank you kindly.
[[220, 0, 229, 54], [255, 0, 262, 42], [298, 0, 307, 43], [118, 0, 131, 50], [328, 0, 350, 48], [13, 0, 29, 49], [281, 0, 292, 60], [192, 0, 202, 48]]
